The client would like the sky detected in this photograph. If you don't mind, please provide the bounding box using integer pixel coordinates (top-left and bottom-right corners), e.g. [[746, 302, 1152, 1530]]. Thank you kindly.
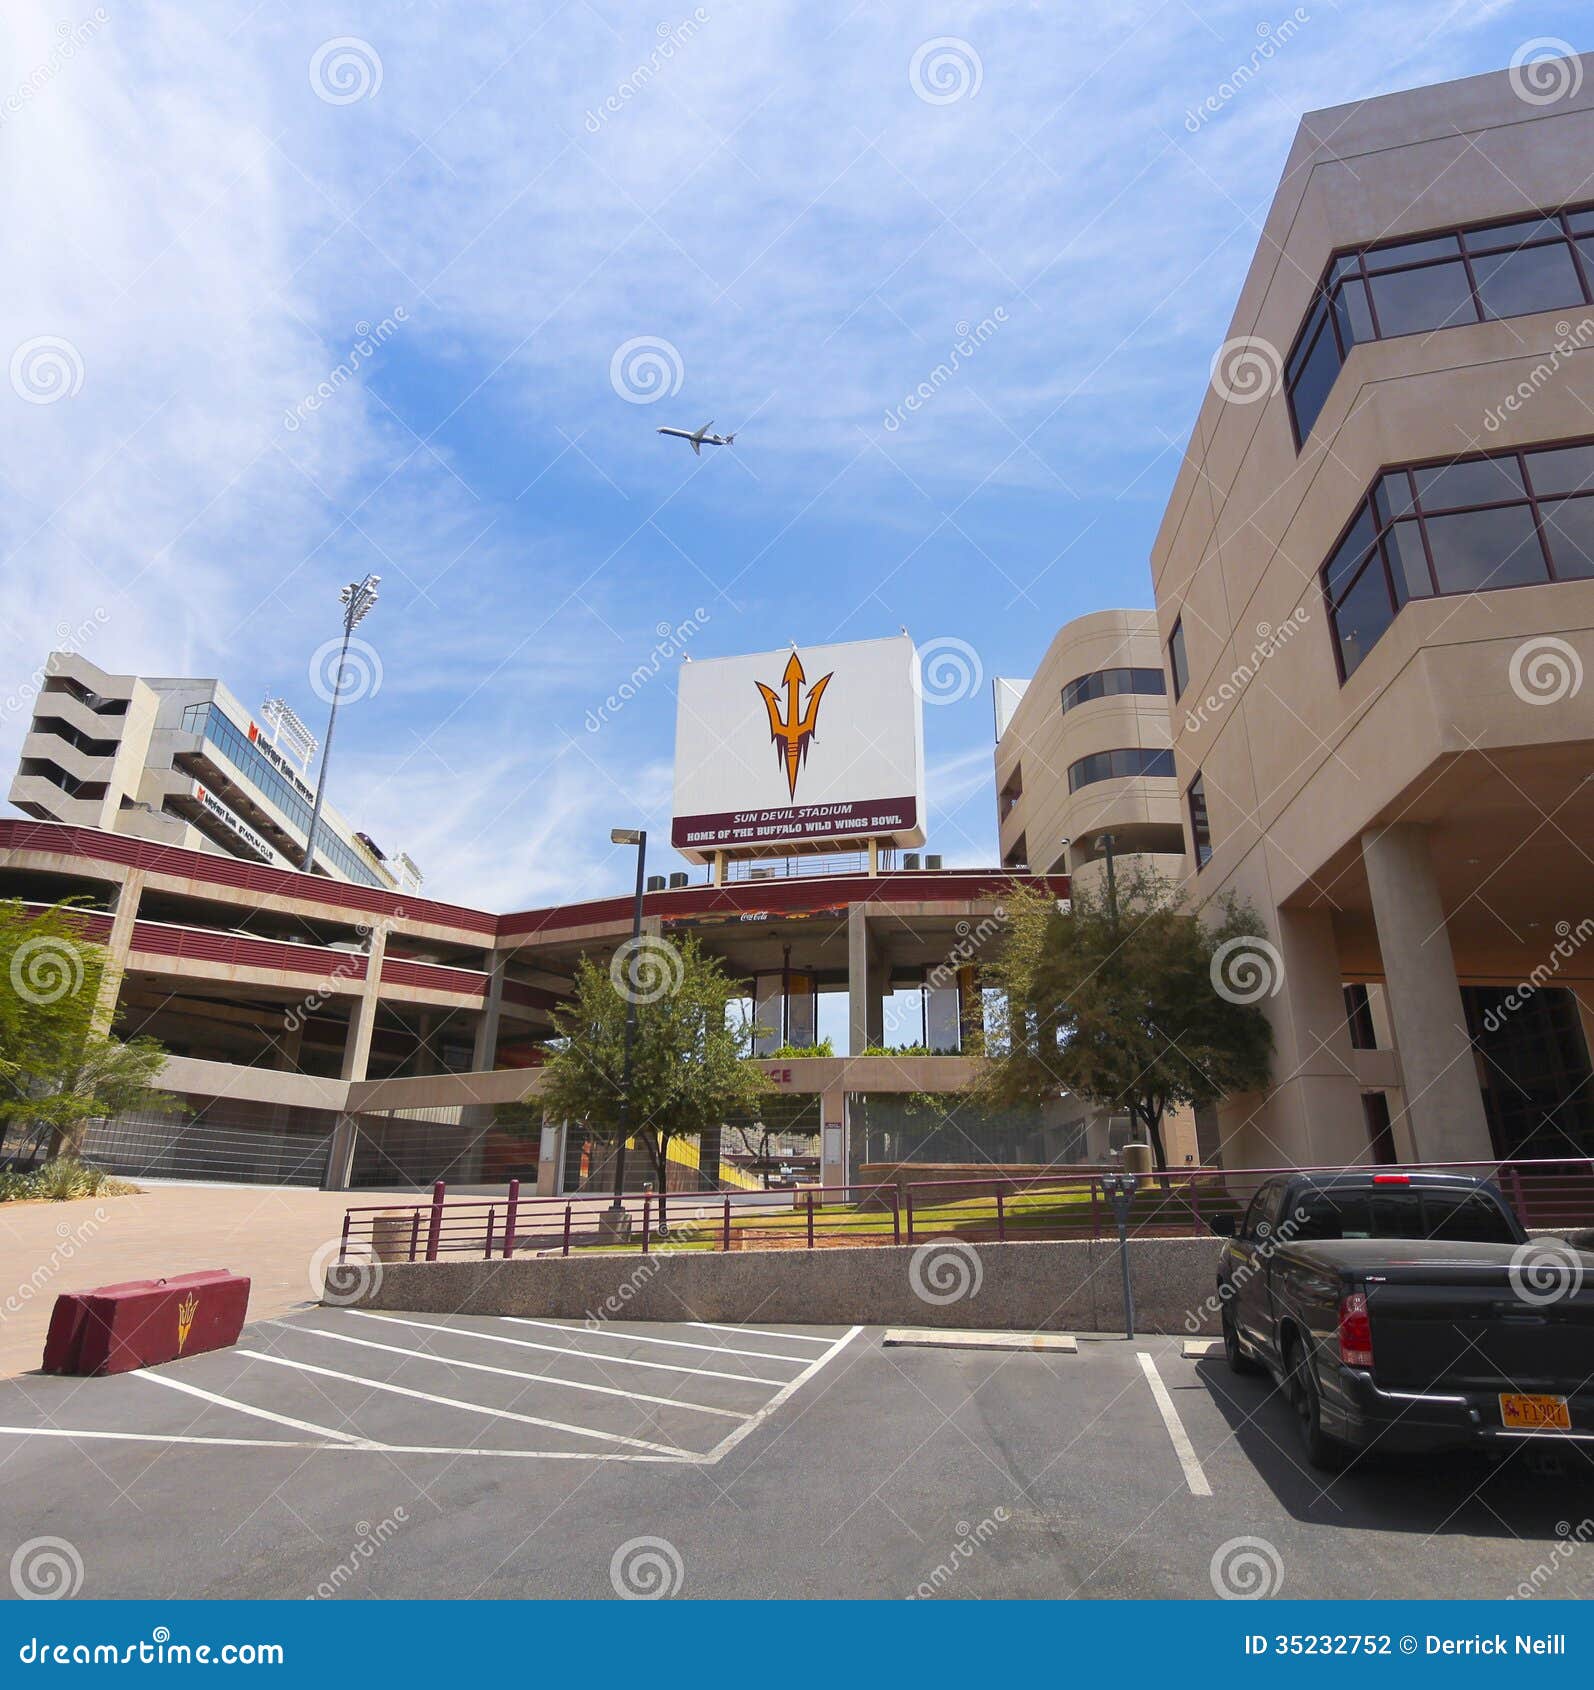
[[0, 0, 1583, 912]]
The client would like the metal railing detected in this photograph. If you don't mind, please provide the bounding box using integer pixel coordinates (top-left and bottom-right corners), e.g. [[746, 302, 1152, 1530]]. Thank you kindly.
[[338, 1158, 1594, 1264]]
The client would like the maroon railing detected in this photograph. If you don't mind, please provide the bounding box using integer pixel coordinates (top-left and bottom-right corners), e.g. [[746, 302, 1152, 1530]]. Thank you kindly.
[[337, 1157, 1594, 1265]]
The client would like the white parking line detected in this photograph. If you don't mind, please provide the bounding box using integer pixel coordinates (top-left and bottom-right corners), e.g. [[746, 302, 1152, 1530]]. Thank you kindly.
[[1136, 1351, 1213, 1497], [137, 1369, 370, 1444], [345, 1312, 788, 1386], [700, 1325, 861, 1463], [685, 1322, 835, 1345], [0, 1425, 680, 1462], [234, 1349, 697, 1458], [504, 1317, 812, 1367], [263, 1320, 749, 1419]]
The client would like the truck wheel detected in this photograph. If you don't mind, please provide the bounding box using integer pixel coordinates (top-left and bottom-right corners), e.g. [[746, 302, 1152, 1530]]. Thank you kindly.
[[1288, 1339, 1350, 1473], [1221, 1305, 1263, 1376]]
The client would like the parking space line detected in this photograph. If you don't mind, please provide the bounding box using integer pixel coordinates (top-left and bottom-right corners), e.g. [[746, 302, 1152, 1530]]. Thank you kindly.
[[235, 1349, 699, 1458], [0, 1425, 680, 1462], [263, 1320, 750, 1420], [137, 1369, 372, 1445], [703, 1325, 862, 1463], [504, 1318, 813, 1367], [1136, 1351, 1213, 1497], [685, 1322, 834, 1345], [345, 1312, 788, 1386]]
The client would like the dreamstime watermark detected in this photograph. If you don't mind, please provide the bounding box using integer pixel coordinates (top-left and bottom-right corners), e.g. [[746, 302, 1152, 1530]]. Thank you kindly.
[[909, 38, 982, 105], [1183, 608, 1310, 733], [1209, 935, 1284, 1005], [1185, 1205, 1308, 1333], [907, 1507, 1011, 1598], [1483, 316, 1594, 433], [1512, 1518, 1594, 1598], [0, 10, 109, 129], [882, 309, 1009, 431], [10, 336, 84, 404], [610, 934, 684, 1004], [1184, 10, 1310, 132], [584, 12, 709, 132], [610, 336, 684, 404], [2, 1208, 111, 1326], [309, 635, 383, 706], [308, 1508, 410, 1599], [926, 907, 1007, 995], [1508, 635, 1583, 706], [908, 1239, 982, 1306], [310, 37, 383, 105], [584, 1219, 706, 1322], [283, 309, 409, 432], [1508, 1239, 1586, 1308], [610, 1535, 684, 1599], [9, 936, 86, 1006], [585, 610, 709, 732], [2, 610, 111, 724], [1210, 335, 1282, 406], [284, 915, 402, 1034], [10, 1538, 84, 1601], [1483, 918, 1594, 1033], [914, 636, 983, 706], [1508, 39, 1582, 108], [1210, 1534, 1283, 1599], [313, 1238, 384, 1308]]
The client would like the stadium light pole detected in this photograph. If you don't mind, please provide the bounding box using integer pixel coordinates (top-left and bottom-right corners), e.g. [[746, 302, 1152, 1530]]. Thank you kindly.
[[607, 827, 648, 1226], [301, 574, 380, 874]]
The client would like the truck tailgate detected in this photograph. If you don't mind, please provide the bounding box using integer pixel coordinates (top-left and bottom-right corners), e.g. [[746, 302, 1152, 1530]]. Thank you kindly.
[[1367, 1268, 1594, 1393]]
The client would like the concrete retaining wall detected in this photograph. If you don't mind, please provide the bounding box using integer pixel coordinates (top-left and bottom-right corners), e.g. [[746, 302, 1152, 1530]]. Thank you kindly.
[[330, 1235, 1230, 1335]]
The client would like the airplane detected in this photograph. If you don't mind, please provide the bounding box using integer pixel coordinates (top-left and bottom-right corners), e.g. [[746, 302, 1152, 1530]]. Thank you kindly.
[[656, 419, 735, 455]]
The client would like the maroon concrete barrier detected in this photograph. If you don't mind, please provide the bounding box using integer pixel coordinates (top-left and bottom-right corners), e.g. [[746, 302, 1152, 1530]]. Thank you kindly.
[[42, 1271, 251, 1376]]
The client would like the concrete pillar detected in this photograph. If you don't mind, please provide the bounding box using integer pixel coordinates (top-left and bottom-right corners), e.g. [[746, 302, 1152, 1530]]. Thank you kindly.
[[1269, 905, 1368, 1167], [324, 923, 387, 1190], [92, 868, 144, 1031], [819, 1087, 847, 1189], [1361, 824, 1493, 1162], [472, 956, 506, 1073], [847, 906, 885, 1055], [536, 1118, 567, 1197]]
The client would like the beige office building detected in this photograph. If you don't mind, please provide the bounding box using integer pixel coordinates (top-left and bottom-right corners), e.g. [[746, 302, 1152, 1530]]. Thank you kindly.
[[1149, 57, 1594, 1169]]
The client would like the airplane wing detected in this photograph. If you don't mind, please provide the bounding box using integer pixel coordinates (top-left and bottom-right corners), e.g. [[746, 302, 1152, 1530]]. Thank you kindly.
[[691, 438, 700, 455]]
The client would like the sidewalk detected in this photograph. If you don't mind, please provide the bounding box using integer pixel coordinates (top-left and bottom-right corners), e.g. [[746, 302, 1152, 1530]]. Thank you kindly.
[[0, 1182, 362, 1377]]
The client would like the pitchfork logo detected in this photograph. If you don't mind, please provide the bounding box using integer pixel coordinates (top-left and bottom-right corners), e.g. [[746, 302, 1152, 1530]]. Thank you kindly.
[[756, 650, 833, 801]]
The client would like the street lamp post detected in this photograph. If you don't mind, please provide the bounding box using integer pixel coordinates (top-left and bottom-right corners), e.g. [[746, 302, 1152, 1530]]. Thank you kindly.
[[605, 827, 648, 1236], [301, 574, 380, 874]]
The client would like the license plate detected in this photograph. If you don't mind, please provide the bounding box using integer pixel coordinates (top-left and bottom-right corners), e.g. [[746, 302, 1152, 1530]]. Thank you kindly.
[[1499, 1392, 1571, 1431]]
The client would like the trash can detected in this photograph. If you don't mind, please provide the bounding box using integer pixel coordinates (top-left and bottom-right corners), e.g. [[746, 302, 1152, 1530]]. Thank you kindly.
[[371, 1212, 417, 1263], [1121, 1142, 1154, 1176]]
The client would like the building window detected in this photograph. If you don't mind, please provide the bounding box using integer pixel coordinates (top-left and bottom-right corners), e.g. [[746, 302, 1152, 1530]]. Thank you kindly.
[[1186, 772, 1212, 868], [1059, 666, 1166, 714], [1323, 437, 1594, 680], [1343, 983, 1377, 1050], [1066, 747, 1175, 793], [1167, 618, 1189, 701], [1285, 203, 1594, 445]]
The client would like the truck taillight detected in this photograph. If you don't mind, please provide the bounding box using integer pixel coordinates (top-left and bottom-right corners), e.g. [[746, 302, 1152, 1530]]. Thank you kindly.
[[1338, 1292, 1374, 1368]]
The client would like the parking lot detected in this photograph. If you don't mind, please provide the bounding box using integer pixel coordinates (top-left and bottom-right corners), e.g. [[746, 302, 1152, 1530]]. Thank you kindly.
[[2, 1311, 1591, 1601]]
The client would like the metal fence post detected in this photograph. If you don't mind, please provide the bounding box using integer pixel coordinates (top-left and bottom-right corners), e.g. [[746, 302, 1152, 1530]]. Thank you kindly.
[[504, 1179, 519, 1260], [337, 1208, 352, 1265], [408, 1210, 420, 1263], [722, 1196, 731, 1252], [996, 1189, 1006, 1242], [891, 1190, 901, 1246], [484, 1207, 496, 1260], [562, 1203, 573, 1256], [425, 1179, 445, 1261], [806, 1188, 815, 1249], [641, 1193, 652, 1253], [905, 1185, 915, 1245]]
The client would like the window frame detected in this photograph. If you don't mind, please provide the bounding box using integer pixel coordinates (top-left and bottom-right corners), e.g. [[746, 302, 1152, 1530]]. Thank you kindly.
[[1059, 665, 1167, 715], [1186, 770, 1213, 870], [1167, 618, 1189, 701]]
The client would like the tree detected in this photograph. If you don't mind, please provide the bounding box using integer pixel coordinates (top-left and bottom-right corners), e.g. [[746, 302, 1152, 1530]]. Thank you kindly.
[[979, 867, 1275, 1169], [530, 934, 774, 1224], [0, 900, 173, 1163]]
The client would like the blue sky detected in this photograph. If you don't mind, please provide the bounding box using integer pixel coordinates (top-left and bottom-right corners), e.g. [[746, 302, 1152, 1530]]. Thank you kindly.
[[1, 0, 1583, 909]]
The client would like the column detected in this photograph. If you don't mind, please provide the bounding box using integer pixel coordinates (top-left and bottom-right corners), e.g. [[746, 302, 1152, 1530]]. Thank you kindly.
[[1361, 824, 1493, 1162], [847, 905, 885, 1054], [819, 1087, 847, 1190], [323, 923, 387, 1191], [91, 868, 144, 1031]]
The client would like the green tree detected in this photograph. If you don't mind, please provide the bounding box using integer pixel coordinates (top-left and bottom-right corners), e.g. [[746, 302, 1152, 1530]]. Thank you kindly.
[[0, 900, 173, 1163], [979, 867, 1275, 1169], [530, 934, 774, 1224]]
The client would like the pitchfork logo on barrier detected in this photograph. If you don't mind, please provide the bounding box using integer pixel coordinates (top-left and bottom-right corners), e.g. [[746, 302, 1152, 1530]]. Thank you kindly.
[[756, 650, 833, 801]]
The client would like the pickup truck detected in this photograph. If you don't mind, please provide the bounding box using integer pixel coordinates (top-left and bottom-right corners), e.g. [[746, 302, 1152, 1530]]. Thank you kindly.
[[1209, 1169, 1594, 1471]]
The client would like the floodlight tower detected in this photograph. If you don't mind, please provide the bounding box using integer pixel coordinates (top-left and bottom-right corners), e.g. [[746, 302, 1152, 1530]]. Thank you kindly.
[[301, 574, 380, 875]]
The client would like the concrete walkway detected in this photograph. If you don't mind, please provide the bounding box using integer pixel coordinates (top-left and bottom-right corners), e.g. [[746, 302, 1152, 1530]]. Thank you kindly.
[[0, 1182, 363, 1377]]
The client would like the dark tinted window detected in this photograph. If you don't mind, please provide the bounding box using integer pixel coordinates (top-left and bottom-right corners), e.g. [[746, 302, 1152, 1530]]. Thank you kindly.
[[1415, 455, 1524, 509], [1331, 554, 1396, 678], [1060, 667, 1166, 713], [1383, 522, 1433, 605], [1187, 772, 1212, 869], [1364, 234, 1461, 270], [1421, 1189, 1516, 1244], [1540, 497, 1594, 578], [1472, 242, 1585, 320], [1368, 261, 1477, 336], [1067, 747, 1175, 793], [1167, 618, 1189, 700], [1288, 315, 1344, 439], [1423, 506, 1548, 594], [1525, 443, 1594, 495]]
